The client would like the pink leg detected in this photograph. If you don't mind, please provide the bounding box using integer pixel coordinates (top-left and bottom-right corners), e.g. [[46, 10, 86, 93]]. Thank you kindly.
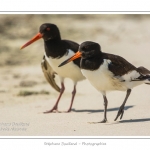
[[44, 82, 65, 113], [66, 85, 76, 112]]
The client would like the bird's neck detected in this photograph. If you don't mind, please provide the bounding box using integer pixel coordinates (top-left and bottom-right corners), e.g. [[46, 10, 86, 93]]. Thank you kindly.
[[44, 38, 67, 59], [81, 54, 103, 71]]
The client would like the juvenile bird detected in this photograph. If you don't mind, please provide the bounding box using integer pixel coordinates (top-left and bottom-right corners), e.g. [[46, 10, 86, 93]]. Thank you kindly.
[[59, 41, 150, 122]]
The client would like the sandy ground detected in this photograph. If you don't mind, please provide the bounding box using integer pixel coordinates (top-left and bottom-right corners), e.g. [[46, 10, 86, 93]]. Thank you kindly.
[[1, 14, 150, 136]]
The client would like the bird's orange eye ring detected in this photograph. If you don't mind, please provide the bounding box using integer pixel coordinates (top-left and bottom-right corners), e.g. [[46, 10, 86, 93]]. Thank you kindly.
[[46, 28, 50, 31]]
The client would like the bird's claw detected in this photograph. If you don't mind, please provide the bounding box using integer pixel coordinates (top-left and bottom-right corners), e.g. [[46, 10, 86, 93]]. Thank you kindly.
[[43, 106, 60, 113], [66, 108, 71, 113], [43, 110, 60, 113], [114, 106, 124, 121], [100, 118, 107, 123]]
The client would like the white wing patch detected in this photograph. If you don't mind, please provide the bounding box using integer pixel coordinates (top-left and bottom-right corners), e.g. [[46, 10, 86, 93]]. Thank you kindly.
[[106, 59, 111, 64], [121, 70, 140, 81]]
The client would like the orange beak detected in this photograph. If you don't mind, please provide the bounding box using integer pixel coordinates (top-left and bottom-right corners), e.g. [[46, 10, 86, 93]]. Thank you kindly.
[[20, 33, 43, 50], [58, 51, 82, 67]]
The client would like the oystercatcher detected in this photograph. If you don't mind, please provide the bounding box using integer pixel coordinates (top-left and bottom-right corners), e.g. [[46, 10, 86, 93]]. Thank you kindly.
[[20, 23, 85, 113], [59, 41, 150, 122]]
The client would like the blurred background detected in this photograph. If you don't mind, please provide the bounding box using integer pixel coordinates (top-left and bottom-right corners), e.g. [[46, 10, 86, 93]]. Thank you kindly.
[[1, 14, 150, 136], [0, 14, 150, 111]]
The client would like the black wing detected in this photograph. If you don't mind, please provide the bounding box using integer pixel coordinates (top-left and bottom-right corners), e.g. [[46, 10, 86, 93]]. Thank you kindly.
[[63, 40, 81, 67], [103, 53, 136, 76], [136, 66, 150, 75], [63, 40, 79, 52]]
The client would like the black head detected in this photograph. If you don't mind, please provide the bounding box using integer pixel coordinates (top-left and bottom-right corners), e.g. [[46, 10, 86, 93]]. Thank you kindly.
[[79, 41, 102, 59], [58, 41, 102, 67], [20, 23, 61, 50], [39, 23, 61, 41]]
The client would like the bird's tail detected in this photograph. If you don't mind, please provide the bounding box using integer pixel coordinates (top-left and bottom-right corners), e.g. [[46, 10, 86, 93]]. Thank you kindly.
[[136, 66, 150, 85], [145, 78, 150, 85]]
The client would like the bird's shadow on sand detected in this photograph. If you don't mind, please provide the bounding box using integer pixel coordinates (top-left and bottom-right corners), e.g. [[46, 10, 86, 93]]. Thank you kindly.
[[72, 105, 133, 114], [72, 106, 150, 124], [119, 118, 150, 123], [89, 118, 150, 125]]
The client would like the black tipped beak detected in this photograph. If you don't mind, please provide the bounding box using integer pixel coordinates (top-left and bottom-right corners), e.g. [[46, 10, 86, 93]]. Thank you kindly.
[[58, 51, 82, 67], [58, 58, 71, 67]]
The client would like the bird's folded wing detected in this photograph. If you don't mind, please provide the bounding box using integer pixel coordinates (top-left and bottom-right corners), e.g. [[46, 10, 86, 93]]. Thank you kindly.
[[103, 53, 136, 76], [41, 56, 60, 92]]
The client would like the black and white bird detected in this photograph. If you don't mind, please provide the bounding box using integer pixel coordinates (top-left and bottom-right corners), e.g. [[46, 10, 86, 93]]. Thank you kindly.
[[59, 41, 150, 122], [20, 23, 85, 113]]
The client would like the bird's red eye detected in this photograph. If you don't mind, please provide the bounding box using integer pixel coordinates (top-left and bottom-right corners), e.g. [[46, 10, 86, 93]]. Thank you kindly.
[[46, 28, 50, 31]]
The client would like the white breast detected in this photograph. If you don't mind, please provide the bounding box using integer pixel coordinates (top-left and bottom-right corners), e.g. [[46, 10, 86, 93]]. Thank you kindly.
[[45, 50, 85, 82], [81, 59, 127, 92]]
